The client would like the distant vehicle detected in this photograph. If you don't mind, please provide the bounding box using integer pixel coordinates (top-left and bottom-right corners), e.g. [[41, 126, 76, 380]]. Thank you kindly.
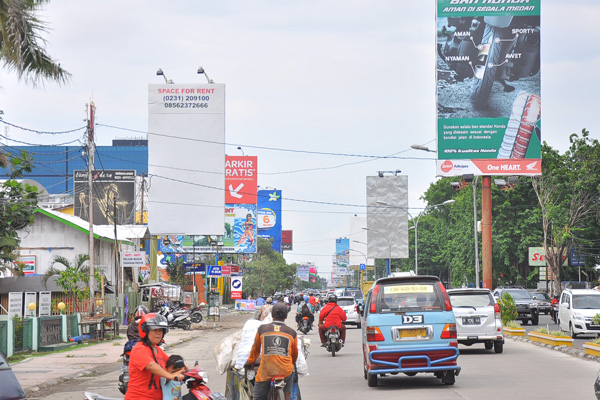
[[338, 296, 361, 328], [558, 288, 600, 338], [362, 274, 460, 387], [0, 351, 25, 400], [492, 287, 539, 325], [530, 291, 552, 315], [447, 288, 504, 353], [335, 287, 364, 305]]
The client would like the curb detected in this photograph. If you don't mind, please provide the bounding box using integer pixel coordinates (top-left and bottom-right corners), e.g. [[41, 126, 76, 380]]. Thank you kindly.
[[507, 334, 600, 363]]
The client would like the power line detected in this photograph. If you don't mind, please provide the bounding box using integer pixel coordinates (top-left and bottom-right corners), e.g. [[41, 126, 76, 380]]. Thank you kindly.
[[0, 119, 86, 135]]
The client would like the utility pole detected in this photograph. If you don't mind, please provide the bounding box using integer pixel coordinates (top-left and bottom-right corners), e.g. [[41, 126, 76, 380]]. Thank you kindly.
[[139, 172, 145, 225], [87, 102, 96, 314], [113, 191, 120, 297], [481, 176, 493, 289]]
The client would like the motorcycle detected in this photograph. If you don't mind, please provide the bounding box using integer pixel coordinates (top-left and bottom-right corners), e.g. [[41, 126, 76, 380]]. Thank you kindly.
[[117, 340, 135, 394], [298, 316, 311, 335], [85, 363, 226, 400], [551, 301, 559, 323], [189, 305, 204, 323], [158, 304, 193, 330], [438, 15, 540, 108], [324, 326, 343, 357]]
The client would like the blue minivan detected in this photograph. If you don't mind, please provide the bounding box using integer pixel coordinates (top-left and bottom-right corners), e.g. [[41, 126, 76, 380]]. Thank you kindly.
[[361, 274, 461, 387]]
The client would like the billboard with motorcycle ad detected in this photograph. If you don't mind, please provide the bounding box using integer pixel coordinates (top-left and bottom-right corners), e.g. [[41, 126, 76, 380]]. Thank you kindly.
[[436, 0, 541, 177]]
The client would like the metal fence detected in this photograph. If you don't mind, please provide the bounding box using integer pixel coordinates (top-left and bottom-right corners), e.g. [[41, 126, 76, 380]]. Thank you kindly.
[[67, 314, 80, 338], [13, 318, 33, 354], [0, 321, 7, 356]]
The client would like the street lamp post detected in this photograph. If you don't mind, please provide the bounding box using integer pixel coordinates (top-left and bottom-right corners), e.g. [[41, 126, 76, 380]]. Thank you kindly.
[[414, 199, 455, 275], [349, 248, 368, 286]]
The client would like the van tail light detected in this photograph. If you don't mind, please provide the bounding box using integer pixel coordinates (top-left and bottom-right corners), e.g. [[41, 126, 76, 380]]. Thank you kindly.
[[354, 305, 357, 312], [366, 326, 385, 342], [494, 303, 501, 320], [441, 323, 457, 339], [370, 284, 380, 313], [438, 282, 453, 311]]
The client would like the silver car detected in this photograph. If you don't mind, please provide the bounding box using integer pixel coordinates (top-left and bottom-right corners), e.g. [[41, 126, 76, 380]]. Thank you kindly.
[[447, 288, 504, 353], [338, 296, 361, 328]]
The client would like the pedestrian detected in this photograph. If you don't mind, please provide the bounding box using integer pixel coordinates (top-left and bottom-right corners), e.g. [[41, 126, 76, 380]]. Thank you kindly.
[[257, 297, 273, 321]]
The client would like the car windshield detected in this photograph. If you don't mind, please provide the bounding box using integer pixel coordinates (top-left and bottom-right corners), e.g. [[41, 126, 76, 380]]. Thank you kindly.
[[505, 290, 531, 300], [378, 282, 442, 312], [449, 292, 493, 307], [572, 295, 600, 309], [346, 289, 363, 300], [532, 292, 550, 301], [338, 298, 355, 307]]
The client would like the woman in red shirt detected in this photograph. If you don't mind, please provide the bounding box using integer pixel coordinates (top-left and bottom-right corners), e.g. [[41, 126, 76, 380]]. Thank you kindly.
[[125, 313, 186, 400]]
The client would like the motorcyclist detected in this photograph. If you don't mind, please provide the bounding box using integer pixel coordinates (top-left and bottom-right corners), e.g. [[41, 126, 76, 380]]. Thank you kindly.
[[318, 294, 347, 347], [257, 297, 273, 321], [551, 294, 560, 323], [246, 302, 298, 400], [308, 293, 317, 308], [127, 305, 148, 342], [125, 313, 186, 400], [295, 299, 314, 328]]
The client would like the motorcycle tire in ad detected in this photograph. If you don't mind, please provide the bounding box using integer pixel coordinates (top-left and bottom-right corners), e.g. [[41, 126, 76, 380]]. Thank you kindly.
[[472, 25, 504, 109]]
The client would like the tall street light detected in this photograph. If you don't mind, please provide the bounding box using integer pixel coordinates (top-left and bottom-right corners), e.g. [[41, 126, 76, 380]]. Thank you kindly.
[[349, 247, 368, 286], [415, 199, 455, 275]]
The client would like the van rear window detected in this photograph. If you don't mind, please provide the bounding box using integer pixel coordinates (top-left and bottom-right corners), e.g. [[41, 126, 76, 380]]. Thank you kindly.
[[378, 282, 441, 312]]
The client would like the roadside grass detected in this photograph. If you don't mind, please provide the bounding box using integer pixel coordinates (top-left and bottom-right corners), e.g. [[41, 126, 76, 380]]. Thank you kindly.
[[7, 335, 124, 363]]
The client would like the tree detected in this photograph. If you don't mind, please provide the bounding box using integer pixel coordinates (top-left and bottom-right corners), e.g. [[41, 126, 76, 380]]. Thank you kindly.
[[243, 238, 297, 297], [532, 129, 600, 294], [0, 149, 39, 274], [0, 0, 70, 86], [43, 254, 100, 312], [165, 257, 190, 289]]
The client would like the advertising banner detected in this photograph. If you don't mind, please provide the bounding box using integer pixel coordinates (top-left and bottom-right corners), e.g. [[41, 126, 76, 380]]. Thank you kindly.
[[336, 238, 349, 268], [225, 156, 258, 204], [529, 246, 567, 266], [225, 204, 257, 253], [257, 190, 283, 253], [8, 292, 22, 319], [39, 291, 52, 316], [74, 170, 136, 225], [148, 83, 225, 235], [436, 1, 541, 177], [297, 264, 310, 282], [234, 299, 257, 311], [230, 276, 243, 300], [24, 292, 37, 318], [366, 175, 409, 259], [282, 230, 293, 251], [17, 255, 36, 275]]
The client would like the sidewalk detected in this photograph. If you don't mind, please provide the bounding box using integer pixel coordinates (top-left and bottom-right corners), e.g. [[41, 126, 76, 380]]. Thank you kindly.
[[13, 310, 250, 397]]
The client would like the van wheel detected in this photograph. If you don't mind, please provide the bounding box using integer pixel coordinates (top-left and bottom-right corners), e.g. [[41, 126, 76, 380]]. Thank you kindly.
[[494, 341, 504, 354], [441, 371, 455, 385], [367, 373, 378, 387], [363, 358, 368, 380], [569, 323, 578, 338]]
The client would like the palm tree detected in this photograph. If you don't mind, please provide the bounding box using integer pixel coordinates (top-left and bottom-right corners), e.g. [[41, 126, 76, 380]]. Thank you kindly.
[[0, 0, 70, 86], [43, 254, 95, 312]]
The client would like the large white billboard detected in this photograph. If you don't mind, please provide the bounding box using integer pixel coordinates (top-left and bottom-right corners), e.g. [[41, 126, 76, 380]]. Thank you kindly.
[[148, 84, 225, 235]]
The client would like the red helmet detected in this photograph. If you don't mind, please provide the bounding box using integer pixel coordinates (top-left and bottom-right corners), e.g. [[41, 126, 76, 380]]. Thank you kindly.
[[138, 313, 169, 339]]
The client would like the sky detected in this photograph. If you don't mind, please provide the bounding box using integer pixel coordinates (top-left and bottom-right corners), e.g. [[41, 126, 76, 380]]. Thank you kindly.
[[1, 0, 599, 280]]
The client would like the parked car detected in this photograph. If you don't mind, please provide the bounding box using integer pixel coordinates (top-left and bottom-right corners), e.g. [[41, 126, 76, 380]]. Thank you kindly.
[[530, 291, 552, 315], [338, 296, 361, 328], [492, 287, 539, 325], [0, 351, 26, 400], [558, 288, 600, 338], [447, 288, 504, 353], [362, 274, 460, 387]]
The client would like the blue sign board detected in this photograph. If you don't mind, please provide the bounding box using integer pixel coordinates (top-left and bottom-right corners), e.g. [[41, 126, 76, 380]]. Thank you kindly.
[[257, 190, 282, 253], [570, 248, 585, 267], [360, 263, 366, 271], [207, 265, 222, 277], [183, 263, 206, 273]]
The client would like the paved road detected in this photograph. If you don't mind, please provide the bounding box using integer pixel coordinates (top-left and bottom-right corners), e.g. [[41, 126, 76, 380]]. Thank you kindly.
[[522, 313, 600, 348]]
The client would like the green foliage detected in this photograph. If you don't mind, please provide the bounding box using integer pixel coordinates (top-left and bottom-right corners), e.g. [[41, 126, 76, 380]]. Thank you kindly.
[[504, 320, 522, 329], [243, 238, 297, 297], [165, 257, 190, 288], [593, 313, 600, 326], [45, 254, 100, 312], [0, 150, 39, 272], [497, 293, 518, 326], [533, 327, 568, 337]]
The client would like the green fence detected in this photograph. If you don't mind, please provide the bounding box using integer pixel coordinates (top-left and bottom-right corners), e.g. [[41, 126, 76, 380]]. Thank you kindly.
[[67, 314, 80, 338], [13, 318, 33, 354], [0, 321, 7, 356]]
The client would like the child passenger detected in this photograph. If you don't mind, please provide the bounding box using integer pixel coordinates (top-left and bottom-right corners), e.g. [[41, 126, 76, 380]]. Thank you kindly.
[[161, 355, 186, 400]]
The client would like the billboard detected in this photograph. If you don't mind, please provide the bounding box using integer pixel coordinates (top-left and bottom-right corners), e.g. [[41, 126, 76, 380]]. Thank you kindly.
[[257, 190, 282, 252], [225, 156, 258, 204], [282, 230, 293, 251], [436, 1, 541, 177], [225, 204, 258, 253], [74, 170, 136, 225], [366, 175, 409, 259], [297, 264, 310, 282], [148, 83, 225, 235], [336, 238, 349, 268]]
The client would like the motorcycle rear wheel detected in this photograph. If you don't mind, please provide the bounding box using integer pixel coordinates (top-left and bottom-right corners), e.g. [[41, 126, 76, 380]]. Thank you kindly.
[[472, 25, 504, 109], [191, 312, 203, 323]]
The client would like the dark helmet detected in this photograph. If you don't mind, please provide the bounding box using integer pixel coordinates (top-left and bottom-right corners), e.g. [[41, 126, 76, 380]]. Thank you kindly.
[[272, 302, 289, 320], [134, 305, 149, 320], [139, 313, 169, 339], [328, 294, 338, 303]]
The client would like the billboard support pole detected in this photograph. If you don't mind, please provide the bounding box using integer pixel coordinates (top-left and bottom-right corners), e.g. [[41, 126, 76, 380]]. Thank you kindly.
[[482, 176, 493, 289], [87, 102, 96, 315]]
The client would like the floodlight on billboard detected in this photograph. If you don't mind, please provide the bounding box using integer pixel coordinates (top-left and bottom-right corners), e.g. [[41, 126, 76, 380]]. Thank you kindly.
[[435, 1, 541, 177], [148, 84, 225, 235]]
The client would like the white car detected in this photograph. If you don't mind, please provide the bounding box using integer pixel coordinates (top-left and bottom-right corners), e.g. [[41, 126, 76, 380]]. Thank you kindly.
[[558, 288, 600, 338], [338, 296, 361, 328], [447, 288, 504, 353]]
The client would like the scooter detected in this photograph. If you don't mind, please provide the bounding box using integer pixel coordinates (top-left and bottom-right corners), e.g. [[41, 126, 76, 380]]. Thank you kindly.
[[117, 340, 134, 394], [189, 306, 204, 323], [158, 304, 192, 330], [84, 363, 226, 400], [298, 316, 311, 335], [324, 326, 343, 357]]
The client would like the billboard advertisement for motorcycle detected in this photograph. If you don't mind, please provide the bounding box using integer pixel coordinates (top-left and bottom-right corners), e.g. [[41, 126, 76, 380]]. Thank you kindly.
[[436, 0, 541, 177]]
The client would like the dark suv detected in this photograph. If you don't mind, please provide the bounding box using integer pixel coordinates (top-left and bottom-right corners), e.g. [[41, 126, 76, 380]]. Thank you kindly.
[[492, 287, 539, 325]]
